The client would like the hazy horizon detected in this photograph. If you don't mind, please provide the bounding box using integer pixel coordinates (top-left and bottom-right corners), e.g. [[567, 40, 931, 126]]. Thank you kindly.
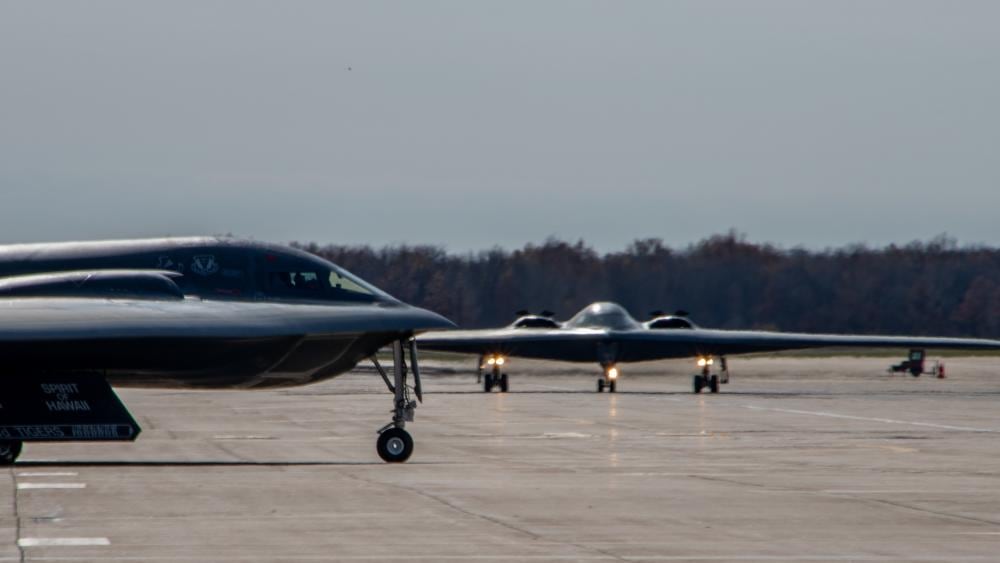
[[2, 2, 998, 253]]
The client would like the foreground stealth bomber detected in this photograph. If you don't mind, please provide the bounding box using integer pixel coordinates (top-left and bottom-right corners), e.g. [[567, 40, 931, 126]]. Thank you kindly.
[[418, 302, 1000, 393], [0, 237, 453, 464]]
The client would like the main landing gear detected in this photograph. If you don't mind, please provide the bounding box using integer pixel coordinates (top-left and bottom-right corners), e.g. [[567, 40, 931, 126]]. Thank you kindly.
[[596, 365, 619, 393], [692, 356, 729, 394], [371, 338, 423, 463], [0, 441, 22, 465], [480, 355, 509, 392]]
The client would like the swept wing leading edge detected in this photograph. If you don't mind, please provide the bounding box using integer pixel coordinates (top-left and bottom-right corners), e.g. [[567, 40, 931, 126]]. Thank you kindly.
[[615, 329, 1000, 361], [418, 327, 1000, 363], [0, 298, 451, 341]]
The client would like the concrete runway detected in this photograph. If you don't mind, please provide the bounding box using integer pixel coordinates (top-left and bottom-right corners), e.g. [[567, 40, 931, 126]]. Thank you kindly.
[[4, 356, 1000, 562]]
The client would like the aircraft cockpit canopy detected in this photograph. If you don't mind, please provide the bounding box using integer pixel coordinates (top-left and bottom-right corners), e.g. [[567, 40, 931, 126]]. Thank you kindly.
[[564, 302, 640, 330], [647, 316, 696, 330], [259, 247, 390, 303], [512, 316, 561, 329], [265, 266, 381, 302]]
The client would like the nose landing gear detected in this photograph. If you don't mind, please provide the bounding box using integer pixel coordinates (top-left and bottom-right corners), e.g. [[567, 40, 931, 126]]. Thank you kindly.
[[480, 355, 509, 392], [483, 369, 509, 392], [0, 441, 22, 465], [693, 372, 719, 394], [376, 427, 413, 463], [597, 365, 619, 393], [692, 356, 723, 394], [372, 339, 421, 463]]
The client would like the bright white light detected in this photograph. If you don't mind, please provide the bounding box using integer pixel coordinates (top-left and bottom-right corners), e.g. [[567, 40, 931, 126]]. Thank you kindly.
[[697, 358, 707, 367], [487, 357, 496, 365], [496, 357, 505, 365], [607, 367, 619, 379]]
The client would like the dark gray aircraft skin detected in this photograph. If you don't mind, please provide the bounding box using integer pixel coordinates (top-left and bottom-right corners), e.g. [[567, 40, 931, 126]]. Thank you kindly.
[[418, 301, 1000, 392], [0, 237, 453, 464]]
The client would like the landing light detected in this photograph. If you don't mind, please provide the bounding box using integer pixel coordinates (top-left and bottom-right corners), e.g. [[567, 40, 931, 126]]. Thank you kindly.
[[607, 367, 619, 380], [496, 357, 505, 365], [487, 357, 496, 365], [697, 357, 714, 367]]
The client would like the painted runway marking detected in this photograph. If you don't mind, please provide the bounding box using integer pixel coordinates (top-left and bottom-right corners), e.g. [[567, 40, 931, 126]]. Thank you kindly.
[[17, 482, 86, 490], [18, 537, 110, 547], [16, 471, 79, 477], [740, 405, 1000, 433]]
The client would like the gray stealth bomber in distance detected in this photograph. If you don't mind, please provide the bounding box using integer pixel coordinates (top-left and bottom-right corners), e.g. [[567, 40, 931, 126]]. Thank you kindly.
[[0, 237, 453, 464], [417, 302, 1000, 393]]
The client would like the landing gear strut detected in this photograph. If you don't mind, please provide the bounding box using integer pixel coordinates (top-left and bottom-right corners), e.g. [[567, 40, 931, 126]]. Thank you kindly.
[[692, 357, 720, 394], [372, 339, 421, 463], [597, 365, 618, 393], [0, 441, 22, 465], [481, 356, 508, 392], [483, 369, 509, 392]]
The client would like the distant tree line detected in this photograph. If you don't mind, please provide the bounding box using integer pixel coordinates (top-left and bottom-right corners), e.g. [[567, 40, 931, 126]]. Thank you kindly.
[[294, 232, 1000, 337]]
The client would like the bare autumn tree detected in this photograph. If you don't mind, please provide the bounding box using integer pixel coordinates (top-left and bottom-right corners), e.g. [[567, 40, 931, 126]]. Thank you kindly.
[[295, 233, 1000, 337]]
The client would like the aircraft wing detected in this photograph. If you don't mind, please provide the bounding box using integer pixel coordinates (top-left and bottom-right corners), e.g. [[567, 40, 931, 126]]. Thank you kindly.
[[0, 297, 451, 341], [614, 329, 1000, 361], [419, 327, 1000, 364]]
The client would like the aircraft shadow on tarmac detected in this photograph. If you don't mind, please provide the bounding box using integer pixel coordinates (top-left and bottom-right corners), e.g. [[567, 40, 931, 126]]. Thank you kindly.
[[14, 460, 446, 468]]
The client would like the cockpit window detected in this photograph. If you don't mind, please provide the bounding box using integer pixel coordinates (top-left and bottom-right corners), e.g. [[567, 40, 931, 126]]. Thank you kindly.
[[513, 317, 560, 329], [565, 302, 640, 330], [266, 266, 379, 302], [329, 270, 374, 298], [269, 271, 323, 292], [648, 317, 694, 330], [258, 247, 390, 303]]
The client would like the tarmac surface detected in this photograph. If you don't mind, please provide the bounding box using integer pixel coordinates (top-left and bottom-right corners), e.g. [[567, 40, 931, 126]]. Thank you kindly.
[[4, 355, 1000, 562]]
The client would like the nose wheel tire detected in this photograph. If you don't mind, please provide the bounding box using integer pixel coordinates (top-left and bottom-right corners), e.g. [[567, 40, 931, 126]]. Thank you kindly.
[[377, 427, 414, 463], [484, 372, 508, 392], [0, 441, 22, 465], [693, 374, 720, 394], [709, 374, 720, 393], [597, 379, 617, 392], [693, 374, 705, 393]]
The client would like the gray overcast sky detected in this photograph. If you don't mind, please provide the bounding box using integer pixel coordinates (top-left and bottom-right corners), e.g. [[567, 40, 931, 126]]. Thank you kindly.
[[1, 2, 998, 251]]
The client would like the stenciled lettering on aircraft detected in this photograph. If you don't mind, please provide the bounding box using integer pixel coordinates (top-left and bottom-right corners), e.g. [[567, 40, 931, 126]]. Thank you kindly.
[[41, 383, 79, 394], [10, 426, 66, 439], [156, 255, 185, 273], [45, 400, 91, 412], [71, 425, 129, 439], [191, 254, 220, 276], [40, 383, 92, 412], [0, 425, 132, 440]]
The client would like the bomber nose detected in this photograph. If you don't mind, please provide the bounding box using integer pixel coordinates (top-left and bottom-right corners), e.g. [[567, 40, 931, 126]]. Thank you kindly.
[[408, 306, 457, 331]]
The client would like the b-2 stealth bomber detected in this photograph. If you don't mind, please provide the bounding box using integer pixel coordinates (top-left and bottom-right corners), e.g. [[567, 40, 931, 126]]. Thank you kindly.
[[418, 302, 1000, 392], [0, 237, 453, 464]]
